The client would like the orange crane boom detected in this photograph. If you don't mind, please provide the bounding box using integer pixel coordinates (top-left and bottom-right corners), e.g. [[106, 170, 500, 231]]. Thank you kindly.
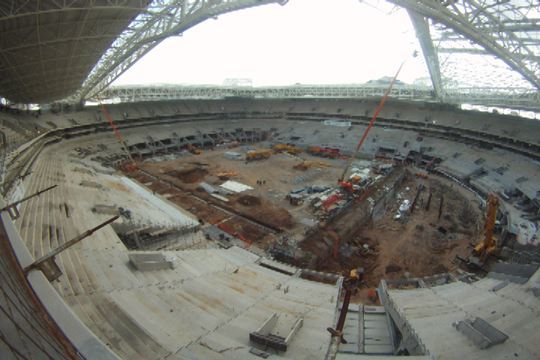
[[100, 103, 136, 170], [474, 193, 499, 263], [339, 61, 407, 182]]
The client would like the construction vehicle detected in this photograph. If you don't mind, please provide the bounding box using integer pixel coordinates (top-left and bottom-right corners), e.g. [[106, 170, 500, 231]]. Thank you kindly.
[[322, 193, 342, 210], [307, 146, 341, 159], [468, 193, 500, 267], [246, 149, 273, 161], [415, 171, 428, 179], [273, 143, 302, 155], [338, 59, 407, 183], [457, 193, 500, 269], [293, 161, 331, 171], [338, 181, 357, 193], [186, 143, 201, 155], [100, 103, 138, 171], [372, 163, 394, 175], [216, 171, 237, 180], [348, 174, 362, 184], [286, 193, 303, 206]]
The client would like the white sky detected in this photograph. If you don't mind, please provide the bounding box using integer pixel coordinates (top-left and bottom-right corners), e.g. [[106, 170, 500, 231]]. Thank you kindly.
[[114, 0, 430, 87]]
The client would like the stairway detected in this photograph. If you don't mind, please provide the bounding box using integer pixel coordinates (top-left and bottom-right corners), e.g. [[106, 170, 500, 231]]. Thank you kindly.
[[338, 304, 394, 355]]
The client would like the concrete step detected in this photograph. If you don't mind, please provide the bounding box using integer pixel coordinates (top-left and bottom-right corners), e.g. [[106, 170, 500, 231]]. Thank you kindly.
[[338, 304, 394, 355]]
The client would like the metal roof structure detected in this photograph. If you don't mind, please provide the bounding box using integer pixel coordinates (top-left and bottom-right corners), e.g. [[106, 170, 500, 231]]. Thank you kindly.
[[0, 1, 149, 103], [0, 0, 285, 104], [98, 83, 540, 111], [390, 0, 540, 95], [0, 0, 539, 109]]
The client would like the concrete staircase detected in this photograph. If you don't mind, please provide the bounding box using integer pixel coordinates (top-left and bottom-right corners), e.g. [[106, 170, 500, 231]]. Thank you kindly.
[[338, 304, 394, 355]]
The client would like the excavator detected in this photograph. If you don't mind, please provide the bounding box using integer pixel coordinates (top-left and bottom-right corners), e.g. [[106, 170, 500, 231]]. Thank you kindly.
[[186, 143, 201, 155], [467, 193, 500, 268]]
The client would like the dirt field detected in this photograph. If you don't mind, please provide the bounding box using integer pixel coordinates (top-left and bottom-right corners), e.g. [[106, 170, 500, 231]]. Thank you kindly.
[[292, 169, 484, 305], [123, 147, 484, 303], [124, 147, 348, 248], [352, 174, 483, 287], [138, 147, 347, 230]]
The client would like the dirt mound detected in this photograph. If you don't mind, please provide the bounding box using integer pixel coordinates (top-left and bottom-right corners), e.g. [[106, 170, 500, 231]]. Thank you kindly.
[[237, 195, 262, 206], [167, 167, 208, 183], [385, 264, 402, 273], [263, 208, 294, 229]]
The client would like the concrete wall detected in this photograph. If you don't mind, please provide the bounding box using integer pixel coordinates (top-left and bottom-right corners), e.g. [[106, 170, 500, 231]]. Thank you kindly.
[[371, 171, 405, 222], [0, 198, 119, 360]]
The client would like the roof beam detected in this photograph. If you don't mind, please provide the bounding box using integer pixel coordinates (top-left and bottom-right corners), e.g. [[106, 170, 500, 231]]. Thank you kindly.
[[96, 84, 540, 111], [407, 10, 444, 100], [388, 0, 540, 90], [0, 3, 148, 19], [76, 0, 287, 101]]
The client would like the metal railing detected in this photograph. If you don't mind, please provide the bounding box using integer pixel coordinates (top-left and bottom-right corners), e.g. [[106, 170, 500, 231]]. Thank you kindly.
[[96, 84, 540, 111]]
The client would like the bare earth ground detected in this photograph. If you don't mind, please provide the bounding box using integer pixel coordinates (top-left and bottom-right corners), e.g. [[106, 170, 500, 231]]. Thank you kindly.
[[123, 148, 484, 304], [127, 147, 347, 248], [354, 174, 483, 288]]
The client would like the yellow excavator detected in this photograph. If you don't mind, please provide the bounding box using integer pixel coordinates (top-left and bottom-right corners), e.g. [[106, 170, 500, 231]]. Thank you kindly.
[[186, 143, 201, 155], [468, 193, 500, 268]]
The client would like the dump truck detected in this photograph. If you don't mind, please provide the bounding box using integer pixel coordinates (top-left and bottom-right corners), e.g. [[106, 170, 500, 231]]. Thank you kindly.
[[246, 149, 273, 161], [307, 146, 341, 159], [293, 161, 331, 171], [216, 171, 237, 180], [273, 143, 302, 155]]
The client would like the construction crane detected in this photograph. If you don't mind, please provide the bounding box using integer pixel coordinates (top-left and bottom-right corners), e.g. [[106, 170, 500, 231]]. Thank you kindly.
[[100, 103, 137, 171], [338, 55, 413, 183]]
